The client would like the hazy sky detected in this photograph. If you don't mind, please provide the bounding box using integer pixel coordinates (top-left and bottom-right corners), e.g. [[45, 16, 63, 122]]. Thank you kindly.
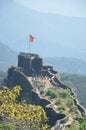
[[0, 0, 86, 59], [14, 0, 86, 17]]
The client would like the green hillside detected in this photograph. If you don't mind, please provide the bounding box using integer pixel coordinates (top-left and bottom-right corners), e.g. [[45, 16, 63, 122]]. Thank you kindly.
[[61, 73, 86, 107]]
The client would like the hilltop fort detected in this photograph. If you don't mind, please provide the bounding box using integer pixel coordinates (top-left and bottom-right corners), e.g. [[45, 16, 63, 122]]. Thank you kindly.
[[3, 52, 86, 130]]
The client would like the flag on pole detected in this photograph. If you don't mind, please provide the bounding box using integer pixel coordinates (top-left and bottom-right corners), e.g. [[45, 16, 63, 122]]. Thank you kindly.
[[29, 34, 35, 42]]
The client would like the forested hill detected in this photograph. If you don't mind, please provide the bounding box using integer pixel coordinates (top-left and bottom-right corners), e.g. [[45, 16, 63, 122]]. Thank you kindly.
[[0, 41, 17, 71], [61, 73, 86, 107], [44, 57, 86, 76]]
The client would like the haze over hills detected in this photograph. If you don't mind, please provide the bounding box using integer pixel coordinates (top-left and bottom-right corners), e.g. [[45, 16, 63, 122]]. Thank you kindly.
[[44, 57, 86, 76], [0, 0, 86, 60], [0, 41, 17, 71], [0, 41, 86, 76], [0, 42, 86, 108], [0, 0, 86, 73]]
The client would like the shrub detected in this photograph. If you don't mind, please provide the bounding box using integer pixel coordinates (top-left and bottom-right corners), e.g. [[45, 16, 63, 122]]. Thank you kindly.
[[70, 105, 77, 112], [0, 123, 16, 130], [65, 120, 79, 130], [46, 89, 57, 98], [58, 104, 66, 111], [67, 99, 74, 107], [55, 98, 62, 105], [59, 89, 70, 98], [78, 116, 86, 130], [40, 89, 44, 95]]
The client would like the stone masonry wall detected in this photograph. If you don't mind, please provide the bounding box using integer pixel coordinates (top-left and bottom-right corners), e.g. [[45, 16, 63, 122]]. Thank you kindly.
[[4, 66, 68, 129], [18, 52, 43, 76]]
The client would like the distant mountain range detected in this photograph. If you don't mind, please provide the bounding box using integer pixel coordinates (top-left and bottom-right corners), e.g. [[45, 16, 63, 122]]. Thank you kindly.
[[0, 41, 86, 76], [43, 57, 86, 76], [0, 0, 86, 60], [0, 42, 17, 71]]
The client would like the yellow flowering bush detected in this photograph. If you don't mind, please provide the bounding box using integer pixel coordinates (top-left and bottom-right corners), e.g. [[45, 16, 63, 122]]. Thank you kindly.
[[0, 86, 50, 130]]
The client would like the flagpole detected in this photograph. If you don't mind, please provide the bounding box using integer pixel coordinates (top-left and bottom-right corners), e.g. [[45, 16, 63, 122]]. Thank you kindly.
[[29, 34, 35, 53], [29, 40, 31, 53]]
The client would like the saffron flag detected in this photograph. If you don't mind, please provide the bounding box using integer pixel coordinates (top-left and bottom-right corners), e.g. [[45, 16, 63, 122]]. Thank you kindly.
[[29, 34, 35, 42]]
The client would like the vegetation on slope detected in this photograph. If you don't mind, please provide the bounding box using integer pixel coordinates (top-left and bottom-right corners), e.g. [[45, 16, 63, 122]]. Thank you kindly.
[[0, 72, 86, 129], [0, 123, 16, 130], [61, 73, 86, 107], [32, 77, 78, 117], [65, 116, 86, 130], [32, 76, 86, 130], [0, 85, 50, 130]]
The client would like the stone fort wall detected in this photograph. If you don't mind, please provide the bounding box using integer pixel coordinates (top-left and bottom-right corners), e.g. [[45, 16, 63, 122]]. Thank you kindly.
[[3, 52, 86, 129], [4, 66, 68, 129]]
